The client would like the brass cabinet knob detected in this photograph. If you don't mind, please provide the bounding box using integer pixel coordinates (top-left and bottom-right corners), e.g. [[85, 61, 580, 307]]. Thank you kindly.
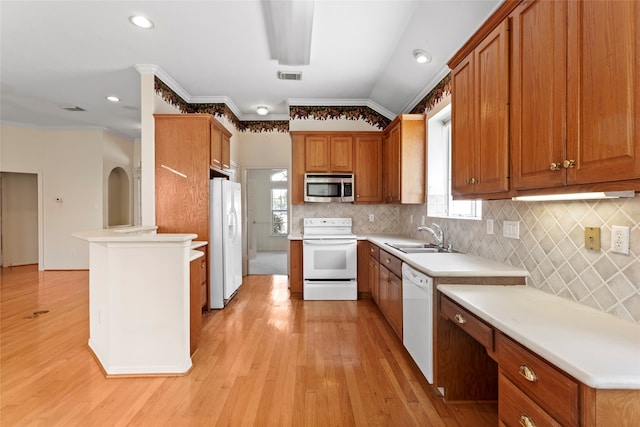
[[519, 414, 536, 427], [563, 159, 576, 169], [454, 313, 466, 324], [550, 162, 562, 171], [518, 364, 538, 382], [465, 177, 478, 184]]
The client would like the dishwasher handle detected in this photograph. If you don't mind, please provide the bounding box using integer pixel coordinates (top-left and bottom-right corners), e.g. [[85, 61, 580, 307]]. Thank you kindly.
[[402, 263, 433, 290]]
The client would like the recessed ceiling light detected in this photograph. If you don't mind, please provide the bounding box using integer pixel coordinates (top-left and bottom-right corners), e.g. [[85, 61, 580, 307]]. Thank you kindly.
[[414, 49, 432, 64], [106, 96, 120, 103], [129, 15, 154, 29], [256, 106, 269, 116]]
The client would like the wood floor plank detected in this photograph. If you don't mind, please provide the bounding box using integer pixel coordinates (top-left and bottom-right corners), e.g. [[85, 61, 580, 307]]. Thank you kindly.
[[1, 265, 497, 426]]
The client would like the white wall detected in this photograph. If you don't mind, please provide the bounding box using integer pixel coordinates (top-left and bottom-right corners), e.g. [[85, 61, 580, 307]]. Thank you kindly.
[[1, 125, 104, 269]]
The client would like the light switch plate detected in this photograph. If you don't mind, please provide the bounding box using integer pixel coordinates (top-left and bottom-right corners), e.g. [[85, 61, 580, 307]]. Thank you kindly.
[[503, 221, 520, 239], [584, 226, 601, 250], [487, 219, 494, 235]]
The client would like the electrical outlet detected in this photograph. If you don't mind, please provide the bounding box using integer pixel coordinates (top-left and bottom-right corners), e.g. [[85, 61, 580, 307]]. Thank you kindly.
[[487, 219, 494, 235], [368, 213, 375, 222], [611, 226, 630, 255], [503, 221, 520, 239], [410, 215, 414, 224]]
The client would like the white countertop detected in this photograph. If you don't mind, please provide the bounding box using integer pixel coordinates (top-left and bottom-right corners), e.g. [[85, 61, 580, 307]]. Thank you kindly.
[[438, 284, 640, 389], [367, 235, 528, 278], [73, 226, 196, 243], [189, 249, 205, 262]]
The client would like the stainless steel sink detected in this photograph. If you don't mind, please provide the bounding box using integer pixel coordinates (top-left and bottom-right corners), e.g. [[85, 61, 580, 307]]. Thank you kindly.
[[385, 242, 454, 253]]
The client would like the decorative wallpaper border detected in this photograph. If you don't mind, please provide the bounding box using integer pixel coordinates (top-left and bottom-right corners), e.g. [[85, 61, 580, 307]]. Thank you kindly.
[[154, 77, 290, 133], [289, 105, 391, 129], [409, 73, 452, 114], [155, 73, 450, 133]]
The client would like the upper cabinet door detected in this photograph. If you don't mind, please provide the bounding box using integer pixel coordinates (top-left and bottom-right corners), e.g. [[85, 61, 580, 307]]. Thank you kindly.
[[567, 0, 640, 185], [451, 54, 476, 197], [474, 20, 510, 195], [511, 0, 567, 190], [329, 136, 353, 172], [304, 135, 331, 172], [354, 135, 383, 203]]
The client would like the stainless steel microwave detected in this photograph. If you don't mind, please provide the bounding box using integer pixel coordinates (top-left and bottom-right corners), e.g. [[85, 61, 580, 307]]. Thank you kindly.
[[304, 173, 354, 203]]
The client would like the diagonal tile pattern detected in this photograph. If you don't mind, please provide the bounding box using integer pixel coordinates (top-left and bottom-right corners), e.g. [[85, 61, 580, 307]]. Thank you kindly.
[[292, 196, 639, 324]]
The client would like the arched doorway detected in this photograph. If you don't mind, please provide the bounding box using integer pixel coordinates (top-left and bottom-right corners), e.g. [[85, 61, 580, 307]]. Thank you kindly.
[[108, 167, 131, 227]]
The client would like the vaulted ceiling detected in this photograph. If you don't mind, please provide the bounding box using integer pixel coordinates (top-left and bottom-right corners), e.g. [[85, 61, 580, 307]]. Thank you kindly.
[[0, 1, 501, 140]]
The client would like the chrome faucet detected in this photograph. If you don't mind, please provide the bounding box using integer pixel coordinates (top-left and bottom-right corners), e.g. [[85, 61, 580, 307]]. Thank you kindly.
[[417, 223, 444, 248]]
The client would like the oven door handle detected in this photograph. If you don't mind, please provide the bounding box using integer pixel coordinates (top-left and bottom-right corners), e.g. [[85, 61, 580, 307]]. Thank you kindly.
[[303, 240, 356, 246]]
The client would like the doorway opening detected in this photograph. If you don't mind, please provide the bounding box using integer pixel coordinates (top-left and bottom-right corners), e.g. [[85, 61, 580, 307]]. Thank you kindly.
[[246, 168, 288, 275], [1, 172, 38, 267], [107, 167, 131, 227]]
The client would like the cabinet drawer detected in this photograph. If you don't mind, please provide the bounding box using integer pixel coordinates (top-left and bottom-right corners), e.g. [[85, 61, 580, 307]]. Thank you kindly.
[[497, 333, 578, 426], [499, 373, 562, 427], [441, 295, 494, 350], [369, 243, 380, 260], [379, 249, 402, 277]]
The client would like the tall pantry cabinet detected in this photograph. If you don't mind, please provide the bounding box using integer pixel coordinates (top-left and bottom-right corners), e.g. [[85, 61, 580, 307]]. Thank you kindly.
[[154, 113, 232, 309]]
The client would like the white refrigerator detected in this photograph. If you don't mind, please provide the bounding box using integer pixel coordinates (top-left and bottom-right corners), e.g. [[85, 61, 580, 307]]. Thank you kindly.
[[210, 178, 242, 309]]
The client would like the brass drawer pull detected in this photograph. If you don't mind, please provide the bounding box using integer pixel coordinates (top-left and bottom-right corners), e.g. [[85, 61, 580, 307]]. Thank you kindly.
[[519, 414, 536, 427], [563, 159, 576, 169], [454, 313, 466, 324], [518, 364, 538, 382], [550, 162, 562, 171]]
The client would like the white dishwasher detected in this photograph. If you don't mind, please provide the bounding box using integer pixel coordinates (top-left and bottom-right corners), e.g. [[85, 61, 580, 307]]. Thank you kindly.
[[402, 263, 433, 384]]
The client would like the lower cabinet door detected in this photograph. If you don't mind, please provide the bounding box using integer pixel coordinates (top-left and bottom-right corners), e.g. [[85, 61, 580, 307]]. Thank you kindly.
[[499, 373, 563, 427]]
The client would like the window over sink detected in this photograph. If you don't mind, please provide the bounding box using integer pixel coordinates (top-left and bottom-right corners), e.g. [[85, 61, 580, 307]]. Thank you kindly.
[[427, 102, 481, 219]]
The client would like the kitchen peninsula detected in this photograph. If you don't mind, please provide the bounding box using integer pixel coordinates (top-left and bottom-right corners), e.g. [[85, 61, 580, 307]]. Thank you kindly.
[[73, 226, 202, 376]]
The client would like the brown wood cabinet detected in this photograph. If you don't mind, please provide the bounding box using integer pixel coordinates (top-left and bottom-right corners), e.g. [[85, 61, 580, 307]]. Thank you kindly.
[[450, 19, 510, 198], [512, 0, 640, 193], [354, 134, 383, 203], [497, 332, 578, 426], [565, 0, 640, 187], [454, 0, 640, 197], [368, 244, 380, 305], [155, 113, 231, 310], [378, 249, 403, 339], [439, 291, 640, 425], [356, 241, 370, 297], [510, 0, 567, 190], [155, 114, 212, 245], [304, 134, 353, 172], [382, 114, 426, 204], [189, 253, 207, 355], [289, 240, 303, 298], [291, 131, 382, 204], [210, 120, 231, 171]]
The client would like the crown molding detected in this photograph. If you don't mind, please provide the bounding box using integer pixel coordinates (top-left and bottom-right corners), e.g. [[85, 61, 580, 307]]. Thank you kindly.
[[400, 64, 451, 114], [135, 64, 192, 106]]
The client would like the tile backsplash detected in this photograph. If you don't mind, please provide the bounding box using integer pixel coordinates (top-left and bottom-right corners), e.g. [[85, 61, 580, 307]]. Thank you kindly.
[[292, 196, 640, 324]]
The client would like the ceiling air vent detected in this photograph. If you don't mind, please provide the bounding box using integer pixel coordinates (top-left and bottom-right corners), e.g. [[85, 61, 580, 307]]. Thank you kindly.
[[60, 105, 86, 112], [277, 71, 302, 81]]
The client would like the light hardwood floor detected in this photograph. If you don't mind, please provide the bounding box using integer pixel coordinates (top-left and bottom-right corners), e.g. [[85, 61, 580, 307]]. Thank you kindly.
[[1, 265, 497, 426]]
